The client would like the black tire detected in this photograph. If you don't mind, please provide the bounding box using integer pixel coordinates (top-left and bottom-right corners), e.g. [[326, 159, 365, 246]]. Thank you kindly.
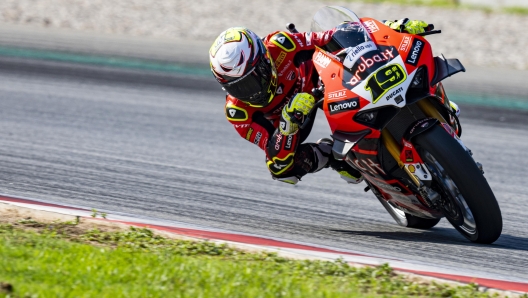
[[405, 214, 441, 229], [414, 125, 502, 243]]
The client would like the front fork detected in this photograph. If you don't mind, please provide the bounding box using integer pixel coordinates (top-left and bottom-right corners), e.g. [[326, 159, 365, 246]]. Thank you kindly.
[[380, 99, 462, 206], [418, 99, 483, 174]]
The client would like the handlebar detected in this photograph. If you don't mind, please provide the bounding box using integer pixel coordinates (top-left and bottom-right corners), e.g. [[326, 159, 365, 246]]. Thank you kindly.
[[286, 23, 299, 34], [417, 29, 442, 36], [417, 24, 441, 36]]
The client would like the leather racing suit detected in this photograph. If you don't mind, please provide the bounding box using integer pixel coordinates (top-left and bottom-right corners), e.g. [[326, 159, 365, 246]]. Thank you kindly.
[[224, 29, 345, 184]]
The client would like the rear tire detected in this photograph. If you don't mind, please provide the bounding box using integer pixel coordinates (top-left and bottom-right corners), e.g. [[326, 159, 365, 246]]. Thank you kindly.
[[414, 125, 502, 243]]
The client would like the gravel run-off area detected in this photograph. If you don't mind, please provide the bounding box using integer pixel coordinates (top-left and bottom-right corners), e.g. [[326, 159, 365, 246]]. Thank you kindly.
[[0, 0, 527, 70]]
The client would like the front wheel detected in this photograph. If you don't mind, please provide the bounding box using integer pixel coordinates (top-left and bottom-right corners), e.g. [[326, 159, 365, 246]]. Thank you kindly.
[[414, 125, 502, 244]]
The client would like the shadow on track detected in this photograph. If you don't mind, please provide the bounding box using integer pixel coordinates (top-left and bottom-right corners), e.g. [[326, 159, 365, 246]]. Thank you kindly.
[[330, 228, 528, 251]]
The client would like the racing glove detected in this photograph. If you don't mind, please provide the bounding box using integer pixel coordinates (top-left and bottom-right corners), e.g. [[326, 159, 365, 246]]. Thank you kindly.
[[384, 19, 429, 35], [279, 93, 315, 135]]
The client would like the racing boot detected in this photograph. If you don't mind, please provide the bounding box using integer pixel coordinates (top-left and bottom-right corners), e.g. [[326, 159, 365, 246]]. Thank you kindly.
[[449, 100, 462, 135], [450, 100, 461, 117], [316, 138, 363, 184]]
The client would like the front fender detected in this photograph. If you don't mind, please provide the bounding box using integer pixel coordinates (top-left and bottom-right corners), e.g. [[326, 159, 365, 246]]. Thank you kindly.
[[403, 118, 438, 141]]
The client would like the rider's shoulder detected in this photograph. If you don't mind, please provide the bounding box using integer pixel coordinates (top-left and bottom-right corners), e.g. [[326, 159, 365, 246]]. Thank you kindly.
[[265, 31, 298, 53], [225, 95, 254, 123]]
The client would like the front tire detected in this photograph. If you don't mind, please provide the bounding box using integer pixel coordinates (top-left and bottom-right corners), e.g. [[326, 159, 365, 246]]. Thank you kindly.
[[414, 125, 502, 244]]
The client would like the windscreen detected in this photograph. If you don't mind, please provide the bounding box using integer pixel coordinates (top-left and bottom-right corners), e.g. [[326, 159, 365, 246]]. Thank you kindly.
[[310, 6, 362, 32], [311, 6, 378, 69]]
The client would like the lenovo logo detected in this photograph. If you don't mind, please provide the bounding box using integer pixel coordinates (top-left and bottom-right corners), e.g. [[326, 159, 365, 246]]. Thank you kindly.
[[328, 98, 360, 115], [406, 39, 424, 66]]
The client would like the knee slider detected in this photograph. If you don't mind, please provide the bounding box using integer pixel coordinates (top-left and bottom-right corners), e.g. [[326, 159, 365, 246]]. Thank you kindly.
[[272, 175, 300, 185]]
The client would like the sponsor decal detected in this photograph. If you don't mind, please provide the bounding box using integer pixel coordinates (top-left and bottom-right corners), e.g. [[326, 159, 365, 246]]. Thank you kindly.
[[409, 118, 433, 134], [245, 128, 254, 140], [398, 36, 412, 52], [405, 150, 413, 162], [365, 64, 407, 104], [284, 135, 293, 150], [328, 89, 348, 100], [276, 84, 284, 95], [270, 32, 296, 52], [328, 97, 360, 115], [254, 132, 262, 145], [362, 20, 379, 33], [406, 39, 424, 66], [275, 51, 287, 68], [234, 124, 250, 129], [352, 158, 386, 176], [314, 51, 332, 68], [278, 60, 292, 76], [225, 105, 248, 121], [293, 35, 304, 47], [305, 32, 312, 46], [274, 132, 283, 150], [363, 159, 386, 175], [347, 46, 398, 86], [343, 41, 377, 69], [385, 86, 404, 102], [421, 122, 429, 128], [286, 70, 296, 81]]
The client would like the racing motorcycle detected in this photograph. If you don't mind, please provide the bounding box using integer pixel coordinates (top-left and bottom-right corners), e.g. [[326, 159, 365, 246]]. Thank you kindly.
[[294, 6, 502, 244]]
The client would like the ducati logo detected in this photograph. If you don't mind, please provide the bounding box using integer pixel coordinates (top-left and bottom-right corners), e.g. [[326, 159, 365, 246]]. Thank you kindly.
[[286, 71, 296, 81]]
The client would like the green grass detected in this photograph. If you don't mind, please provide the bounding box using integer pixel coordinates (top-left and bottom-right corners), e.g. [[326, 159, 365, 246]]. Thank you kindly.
[[503, 6, 528, 15], [337, 0, 528, 15], [342, 0, 460, 8], [0, 222, 506, 298]]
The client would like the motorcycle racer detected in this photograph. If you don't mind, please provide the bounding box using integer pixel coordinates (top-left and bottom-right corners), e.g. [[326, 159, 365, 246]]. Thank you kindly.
[[209, 18, 457, 185]]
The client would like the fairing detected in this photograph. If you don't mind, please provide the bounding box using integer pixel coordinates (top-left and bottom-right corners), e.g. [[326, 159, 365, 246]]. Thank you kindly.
[[310, 6, 449, 217]]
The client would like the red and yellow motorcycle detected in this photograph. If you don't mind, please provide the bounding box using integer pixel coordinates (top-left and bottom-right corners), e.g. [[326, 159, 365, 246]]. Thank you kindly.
[[302, 6, 502, 244]]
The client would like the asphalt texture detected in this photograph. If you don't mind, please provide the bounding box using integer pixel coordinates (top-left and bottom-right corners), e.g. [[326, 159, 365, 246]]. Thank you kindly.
[[0, 57, 527, 282]]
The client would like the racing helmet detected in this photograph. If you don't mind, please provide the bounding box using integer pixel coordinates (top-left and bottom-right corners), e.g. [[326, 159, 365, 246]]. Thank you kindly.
[[209, 27, 277, 107]]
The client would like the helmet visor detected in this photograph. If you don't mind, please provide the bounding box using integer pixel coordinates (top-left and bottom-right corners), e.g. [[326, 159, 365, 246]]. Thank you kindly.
[[221, 52, 277, 107]]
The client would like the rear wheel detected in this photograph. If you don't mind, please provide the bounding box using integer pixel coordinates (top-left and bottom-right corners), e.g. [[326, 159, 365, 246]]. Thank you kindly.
[[414, 125, 502, 243]]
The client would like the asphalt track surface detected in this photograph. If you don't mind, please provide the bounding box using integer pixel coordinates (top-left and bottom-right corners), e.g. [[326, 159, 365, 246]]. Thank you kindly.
[[1, 57, 528, 282]]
